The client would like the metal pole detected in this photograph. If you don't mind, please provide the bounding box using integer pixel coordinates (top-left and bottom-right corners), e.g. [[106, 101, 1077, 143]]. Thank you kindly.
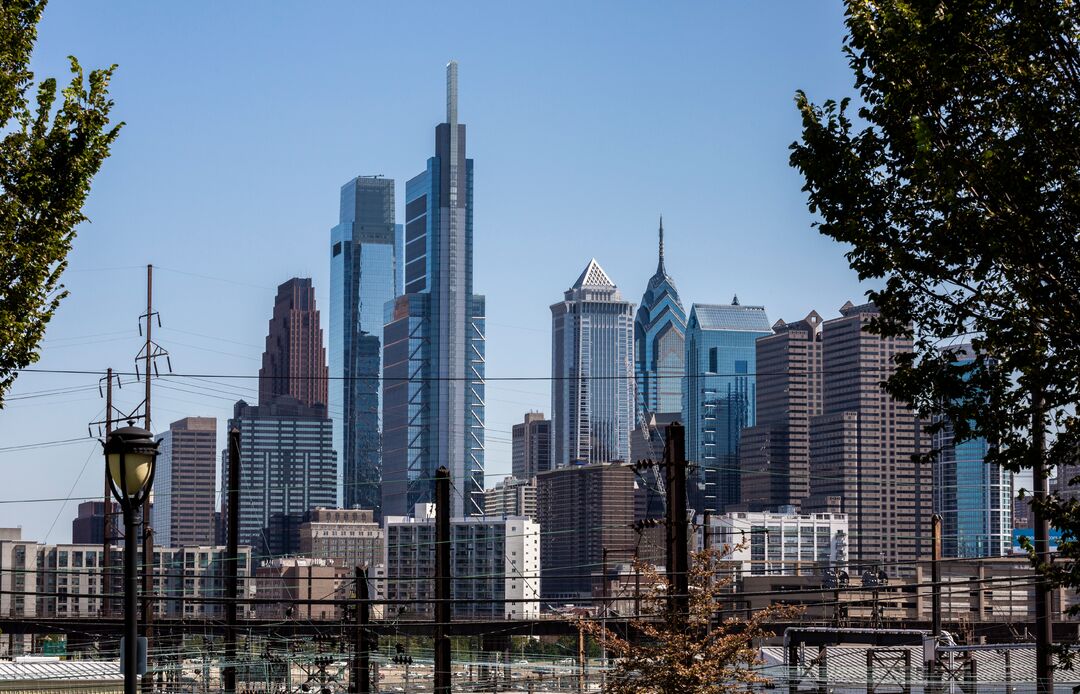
[[1033, 377, 1053, 694], [141, 265, 154, 694], [223, 428, 240, 693], [354, 566, 370, 693], [434, 466, 452, 693], [601, 548, 608, 692], [665, 421, 689, 623], [124, 502, 139, 694]]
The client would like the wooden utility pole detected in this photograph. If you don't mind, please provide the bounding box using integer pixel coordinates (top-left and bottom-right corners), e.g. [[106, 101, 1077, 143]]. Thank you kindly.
[[141, 265, 153, 694], [577, 623, 586, 694], [931, 514, 942, 639], [434, 467, 452, 693], [1032, 376, 1053, 694], [102, 368, 114, 619], [223, 428, 240, 693], [664, 421, 689, 623]]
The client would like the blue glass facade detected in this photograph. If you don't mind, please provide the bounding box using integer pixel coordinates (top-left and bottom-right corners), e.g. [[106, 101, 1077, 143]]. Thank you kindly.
[[223, 398, 337, 560], [329, 176, 399, 515], [684, 302, 771, 513], [382, 62, 486, 518], [634, 219, 686, 417], [932, 348, 1012, 557]]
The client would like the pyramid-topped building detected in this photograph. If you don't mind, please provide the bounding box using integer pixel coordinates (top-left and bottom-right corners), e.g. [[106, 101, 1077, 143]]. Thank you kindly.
[[551, 258, 635, 467]]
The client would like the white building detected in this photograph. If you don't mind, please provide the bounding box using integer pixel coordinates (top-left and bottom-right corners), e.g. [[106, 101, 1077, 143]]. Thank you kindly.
[[383, 504, 539, 620], [704, 510, 848, 577], [0, 529, 252, 654]]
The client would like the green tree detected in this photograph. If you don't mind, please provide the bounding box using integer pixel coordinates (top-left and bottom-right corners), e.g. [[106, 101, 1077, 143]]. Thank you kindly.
[[789, 0, 1080, 629], [0, 0, 121, 406]]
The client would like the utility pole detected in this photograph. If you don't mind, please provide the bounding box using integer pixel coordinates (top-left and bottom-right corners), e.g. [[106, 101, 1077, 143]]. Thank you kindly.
[[434, 466, 452, 693], [577, 623, 586, 694], [601, 548, 608, 692], [664, 421, 689, 624], [931, 514, 942, 639], [140, 265, 154, 694], [1032, 376, 1054, 694], [102, 368, 114, 619], [353, 566, 370, 693], [223, 428, 240, 694]]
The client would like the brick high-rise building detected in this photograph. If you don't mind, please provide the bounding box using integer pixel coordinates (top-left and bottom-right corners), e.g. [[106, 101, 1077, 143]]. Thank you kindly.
[[258, 278, 328, 411], [153, 417, 217, 547], [71, 501, 119, 545], [511, 412, 551, 480], [739, 311, 823, 511], [536, 462, 636, 600], [806, 302, 930, 576]]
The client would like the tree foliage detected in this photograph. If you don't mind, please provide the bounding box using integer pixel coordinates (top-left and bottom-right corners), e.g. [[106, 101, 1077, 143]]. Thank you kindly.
[[789, 0, 1080, 594], [582, 549, 799, 694], [0, 0, 121, 406]]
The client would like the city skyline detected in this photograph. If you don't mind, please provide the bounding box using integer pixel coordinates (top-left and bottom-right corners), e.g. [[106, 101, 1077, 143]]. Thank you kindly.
[[1, 1, 893, 542]]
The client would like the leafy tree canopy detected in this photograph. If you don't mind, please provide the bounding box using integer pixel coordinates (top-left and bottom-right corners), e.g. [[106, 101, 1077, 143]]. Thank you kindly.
[[790, 0, 1080, 586], [0, 0, 121, 405]]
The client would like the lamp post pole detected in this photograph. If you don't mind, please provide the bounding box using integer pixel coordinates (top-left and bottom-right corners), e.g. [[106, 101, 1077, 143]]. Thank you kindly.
[[103, 425, 158, 694], [123, 499, 139, 694]]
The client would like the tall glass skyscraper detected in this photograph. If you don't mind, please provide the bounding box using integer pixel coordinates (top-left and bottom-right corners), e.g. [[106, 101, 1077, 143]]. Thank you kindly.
[[634, 218, 686, 418], [932, 344, 1012, 557], [684, 300, 771, 513], [551, 259, 635, 467], [330, 176, 400, 515], [382, 62, 486, 518]]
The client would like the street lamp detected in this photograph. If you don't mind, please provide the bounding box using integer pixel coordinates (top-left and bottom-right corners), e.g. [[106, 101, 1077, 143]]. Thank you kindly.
[[103, 423, 158, 694]]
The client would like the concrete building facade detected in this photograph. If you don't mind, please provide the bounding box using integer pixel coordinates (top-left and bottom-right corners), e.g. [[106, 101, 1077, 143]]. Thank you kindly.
[[383, 505, 539, 620], [536, 462, 636, 600], [511, 412, 551, 480], [153, 416, 217, 547], [805, 302, 931, 575], [738, 312, 823, 511]]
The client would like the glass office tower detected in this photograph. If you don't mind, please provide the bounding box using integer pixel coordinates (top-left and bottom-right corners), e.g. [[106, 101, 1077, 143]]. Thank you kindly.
[[634, 218, 686, 418], [330, 176, 399, 515], [382, 61, 486, 518], [551, 259, 635, 467], [684, 300, 771, 513], [932, 344, 1012, 557]]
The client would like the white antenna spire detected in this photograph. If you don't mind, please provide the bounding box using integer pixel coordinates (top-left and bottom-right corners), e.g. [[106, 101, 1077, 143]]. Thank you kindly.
[[446, 60, 458, 126]]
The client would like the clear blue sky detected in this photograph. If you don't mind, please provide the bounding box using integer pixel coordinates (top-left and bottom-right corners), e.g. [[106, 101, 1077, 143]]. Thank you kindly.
[[1, 1, 889, 542]]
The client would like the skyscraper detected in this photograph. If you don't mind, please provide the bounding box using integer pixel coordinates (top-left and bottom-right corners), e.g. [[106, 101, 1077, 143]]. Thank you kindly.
[[806, 301, 931, 575], [932, 344, 1012, 557], [551, 259, 635, 467], [258, 278, 328, 411], [738, 311, 823, 511], [153, 417, 217, 547], [511, 412, 552, 480], [223, 398, 337, 559], [382, 62, 486, 518], [223, 279, 337, 558], [684, 300, 772, 513], [329, 175, 400, 515], [634, 218, 686, 418]]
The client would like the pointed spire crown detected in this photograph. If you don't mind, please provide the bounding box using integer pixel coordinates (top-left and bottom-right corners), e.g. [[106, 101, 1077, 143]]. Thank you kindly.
[[657, 215, 666, 274]]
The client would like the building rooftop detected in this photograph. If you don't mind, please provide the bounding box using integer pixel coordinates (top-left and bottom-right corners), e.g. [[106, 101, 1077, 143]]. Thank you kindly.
[[690, 303, 771, 332]]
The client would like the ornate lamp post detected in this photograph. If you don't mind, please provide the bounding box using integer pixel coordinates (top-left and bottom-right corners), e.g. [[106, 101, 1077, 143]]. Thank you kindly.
[[103, 424, 158, 694]]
